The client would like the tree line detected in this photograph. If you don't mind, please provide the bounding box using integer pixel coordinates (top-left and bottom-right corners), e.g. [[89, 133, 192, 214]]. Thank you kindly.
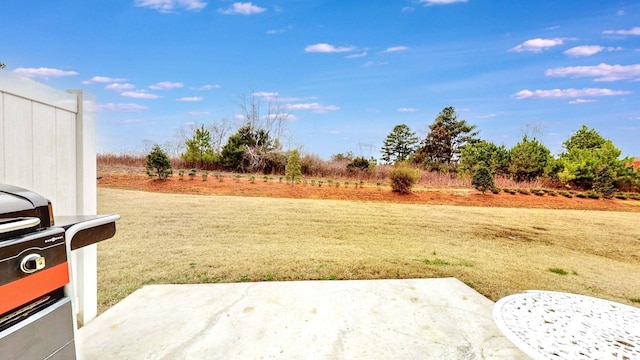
[[379, 106, 639, 196], [146, 103, 639, 196]]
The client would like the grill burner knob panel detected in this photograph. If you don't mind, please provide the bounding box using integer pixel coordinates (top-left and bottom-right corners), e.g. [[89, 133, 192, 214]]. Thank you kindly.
[[20, 253, 45, 274]]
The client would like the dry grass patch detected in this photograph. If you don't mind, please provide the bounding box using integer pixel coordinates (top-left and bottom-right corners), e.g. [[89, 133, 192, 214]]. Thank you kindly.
[[97, 188, 640, 314]]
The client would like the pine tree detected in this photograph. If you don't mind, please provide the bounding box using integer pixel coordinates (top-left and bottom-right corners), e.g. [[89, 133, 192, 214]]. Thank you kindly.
[[285, 149, 301, 186], [145, 145, 173, 180], [414, 107, 479, 170], [182, 125, 215, 168], [471, 166, 495, 194], [381, 124, 418, 164]]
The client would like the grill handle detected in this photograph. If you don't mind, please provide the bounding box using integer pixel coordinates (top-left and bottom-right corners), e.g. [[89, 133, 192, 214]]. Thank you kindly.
[[0, 217, 41, 234]]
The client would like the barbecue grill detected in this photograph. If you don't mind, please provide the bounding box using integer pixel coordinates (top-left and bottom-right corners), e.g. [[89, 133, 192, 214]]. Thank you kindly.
[[0, 184, 119, 359]]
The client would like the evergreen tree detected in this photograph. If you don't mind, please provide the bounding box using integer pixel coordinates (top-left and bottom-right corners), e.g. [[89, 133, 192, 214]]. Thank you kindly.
[[181, 125, 216, 168], [471, 165, 495, 194], [558, 125, 630, 190], [145, 145, 173, 180], [414, 106, 479, 170], [459, 140, 509, 176], [285, 149, 301, 185], [508, 135, 553, 182], [381, 124, 418, 164]]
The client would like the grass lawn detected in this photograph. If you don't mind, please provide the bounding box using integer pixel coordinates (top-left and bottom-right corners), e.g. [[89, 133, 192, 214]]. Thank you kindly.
[[96, 187, 640, 314]]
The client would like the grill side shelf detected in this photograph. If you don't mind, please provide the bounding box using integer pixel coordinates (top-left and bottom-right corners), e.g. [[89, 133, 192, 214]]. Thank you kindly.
[[55, 215, 120, 250]]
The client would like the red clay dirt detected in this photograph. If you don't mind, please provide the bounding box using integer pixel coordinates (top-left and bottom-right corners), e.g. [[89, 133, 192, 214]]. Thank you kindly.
[[97, 170, 640, 213]]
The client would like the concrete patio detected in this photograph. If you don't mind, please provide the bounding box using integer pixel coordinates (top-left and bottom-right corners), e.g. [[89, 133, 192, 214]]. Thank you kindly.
[[77, 278, 528, 359]]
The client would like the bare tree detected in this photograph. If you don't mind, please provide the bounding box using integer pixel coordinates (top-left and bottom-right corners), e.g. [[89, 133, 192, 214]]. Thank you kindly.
[[140, 139, 155, 155], [208, 117, 233, 155], [161, 141, 182, 158], [237, 92, 289, 148]]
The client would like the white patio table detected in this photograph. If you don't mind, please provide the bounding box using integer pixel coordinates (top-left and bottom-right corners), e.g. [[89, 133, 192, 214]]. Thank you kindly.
[[493, 290, 640, 360]]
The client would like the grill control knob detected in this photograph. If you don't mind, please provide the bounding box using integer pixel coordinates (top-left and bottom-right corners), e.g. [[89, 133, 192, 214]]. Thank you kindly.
[[20, 254, 46, 274]]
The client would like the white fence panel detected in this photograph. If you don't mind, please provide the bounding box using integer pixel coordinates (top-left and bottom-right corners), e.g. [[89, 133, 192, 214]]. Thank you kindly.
[[0, 71, 99, 325]]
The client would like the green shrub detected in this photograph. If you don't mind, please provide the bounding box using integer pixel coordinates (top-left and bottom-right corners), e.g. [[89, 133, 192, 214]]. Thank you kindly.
[[517, 188, 530, 195], [532, 189, 545, 196], [559, 190, 573, 198], [587, 191, 600, 199], [347, 156, 374, 173], [389, 166, 419, 194], [471, 166, 495, 194], [593, 167, 616, 199], [145, 145, 173, 180]]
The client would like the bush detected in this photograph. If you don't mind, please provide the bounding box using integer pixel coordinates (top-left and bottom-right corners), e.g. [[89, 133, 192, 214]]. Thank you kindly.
[[593, 167, 616, 199], [471, 166, 495, 194], [145, 145, 173, 180], [347, 156, 375, 173], [389, 165, 419, 193]]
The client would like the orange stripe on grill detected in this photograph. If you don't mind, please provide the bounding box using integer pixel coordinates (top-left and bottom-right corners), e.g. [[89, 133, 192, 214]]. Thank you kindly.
[[0, 262, 69, 315]]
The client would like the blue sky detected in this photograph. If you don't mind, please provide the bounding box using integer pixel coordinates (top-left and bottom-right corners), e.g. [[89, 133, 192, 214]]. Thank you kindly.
[[3, 0, 640, 160]]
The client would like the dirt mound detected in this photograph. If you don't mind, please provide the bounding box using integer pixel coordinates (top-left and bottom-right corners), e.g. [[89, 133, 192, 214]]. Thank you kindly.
[[97, 172, 639, 212]]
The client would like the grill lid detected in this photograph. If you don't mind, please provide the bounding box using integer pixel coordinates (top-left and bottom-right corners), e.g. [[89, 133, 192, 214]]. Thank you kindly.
[[0, 184, 52, 239]]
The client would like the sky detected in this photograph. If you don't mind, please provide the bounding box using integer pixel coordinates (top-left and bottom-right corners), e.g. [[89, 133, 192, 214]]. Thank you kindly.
[[2, 0, 640, 160]]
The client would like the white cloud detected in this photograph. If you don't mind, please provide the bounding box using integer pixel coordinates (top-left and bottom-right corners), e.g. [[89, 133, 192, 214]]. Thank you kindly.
[[13, 67, 78, 79], [514, 88, 631, 99], [363, 61, 389, 67], [134, 0, 207, 13], [266, 25, 293, 35], [564, 45, 622, 57], [564, 45, 604, 57], [149, 81, 184, 90], [178, 96, 203, 102], [397, 107, 418, 112], [305, 43, 356, 53], [83, 76, 128, 84], [346, 51, 367, 59], [476, 114, 496, 119], [253, 91, 279, 99], [568, 99, 596, 104], [96, 103, 149, 112], [546, 63, 640, 81], [105, 83, 136, 91], [419, 0, 468, 5], [284, 102, 340, 113], [190, 84, 220, 90], [218, 2, 266, 15], [602, 26, 640, 36], [509, 38, 570, 53], [382, 46, 409, 53], [122, 90, 161, 99]]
